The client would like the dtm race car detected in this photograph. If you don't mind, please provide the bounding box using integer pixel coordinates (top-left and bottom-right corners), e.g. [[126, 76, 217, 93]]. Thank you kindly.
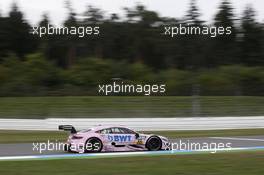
[[59, 125, 170, 153]]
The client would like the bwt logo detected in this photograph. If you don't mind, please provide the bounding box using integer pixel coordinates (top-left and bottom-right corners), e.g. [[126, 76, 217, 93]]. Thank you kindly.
[[108, 135, 132, 142]]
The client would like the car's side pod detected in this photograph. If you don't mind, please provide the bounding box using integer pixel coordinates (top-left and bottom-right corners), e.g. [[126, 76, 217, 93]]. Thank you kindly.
[[58, 125, 77, 134]]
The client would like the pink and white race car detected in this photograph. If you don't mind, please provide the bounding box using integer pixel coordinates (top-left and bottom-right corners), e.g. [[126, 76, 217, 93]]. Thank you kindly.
[[59, 125, 170, 153]]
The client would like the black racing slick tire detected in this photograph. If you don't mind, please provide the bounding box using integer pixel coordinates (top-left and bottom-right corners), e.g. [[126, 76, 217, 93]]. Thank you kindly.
[[85, 137, 103, 153], [146, 136, 162, 151], [64, 143, 72, 152]]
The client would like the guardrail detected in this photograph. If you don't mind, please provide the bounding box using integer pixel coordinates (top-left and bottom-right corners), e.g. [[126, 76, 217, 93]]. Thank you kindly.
[[0, 117, 264, 131]]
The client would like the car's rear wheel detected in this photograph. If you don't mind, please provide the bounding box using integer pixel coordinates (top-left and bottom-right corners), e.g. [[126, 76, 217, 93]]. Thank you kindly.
[[85, 137, 103, 153], [146, 136, 162, 151], [64, 143, 72, 152]]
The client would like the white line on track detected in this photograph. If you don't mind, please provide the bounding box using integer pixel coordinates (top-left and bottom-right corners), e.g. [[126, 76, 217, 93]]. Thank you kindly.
[[1, 146, 264, 161], [210, 137, 264, 142]]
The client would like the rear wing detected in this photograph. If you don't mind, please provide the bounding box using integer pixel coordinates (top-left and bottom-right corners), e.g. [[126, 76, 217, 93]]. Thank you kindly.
[[58, 125, 77, 134]]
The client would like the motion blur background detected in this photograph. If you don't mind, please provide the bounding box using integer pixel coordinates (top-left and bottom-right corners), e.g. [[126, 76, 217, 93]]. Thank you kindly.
[[0, 0, 263, 118]]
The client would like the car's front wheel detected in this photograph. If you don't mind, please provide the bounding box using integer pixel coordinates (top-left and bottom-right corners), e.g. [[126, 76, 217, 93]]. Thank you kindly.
[[85, 137, 103, 153], [146, 136, 162, 151]]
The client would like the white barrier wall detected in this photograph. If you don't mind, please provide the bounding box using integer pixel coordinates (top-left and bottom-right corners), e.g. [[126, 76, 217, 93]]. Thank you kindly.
[[0, 117, 264, 131]]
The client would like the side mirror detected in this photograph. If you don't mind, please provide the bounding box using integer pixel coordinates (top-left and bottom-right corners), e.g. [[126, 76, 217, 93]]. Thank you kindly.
[[135, 133, 139, 139]]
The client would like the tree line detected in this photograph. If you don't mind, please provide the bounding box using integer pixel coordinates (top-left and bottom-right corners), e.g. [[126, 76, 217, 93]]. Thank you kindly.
[[0, 0, 263, 96]]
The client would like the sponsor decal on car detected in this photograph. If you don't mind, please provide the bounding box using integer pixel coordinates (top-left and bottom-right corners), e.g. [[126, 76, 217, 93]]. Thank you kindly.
[[135, 135, 147, 144], [107, 135, 132, 142], [135, 140, 143, 144]]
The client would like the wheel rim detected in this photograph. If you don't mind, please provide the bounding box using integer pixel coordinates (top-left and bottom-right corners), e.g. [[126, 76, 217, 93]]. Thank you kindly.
[[86, 138, 102, 152], [148, 137, 161, 150]]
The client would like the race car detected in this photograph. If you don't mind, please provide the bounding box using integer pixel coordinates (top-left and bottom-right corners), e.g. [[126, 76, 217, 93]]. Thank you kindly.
[[59, 125, 170, 153]]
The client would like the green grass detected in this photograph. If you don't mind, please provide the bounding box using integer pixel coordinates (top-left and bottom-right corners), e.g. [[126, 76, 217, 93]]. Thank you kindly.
[[0, 96, 263, 118], [144, 128, 264, 138], [0, 152, 264, 175], [1, 128, 264, 143], [0, 130, 67, 143]]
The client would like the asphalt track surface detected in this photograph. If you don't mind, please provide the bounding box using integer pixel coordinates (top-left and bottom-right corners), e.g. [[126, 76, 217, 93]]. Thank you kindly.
[[0, 136, 264, 157]]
